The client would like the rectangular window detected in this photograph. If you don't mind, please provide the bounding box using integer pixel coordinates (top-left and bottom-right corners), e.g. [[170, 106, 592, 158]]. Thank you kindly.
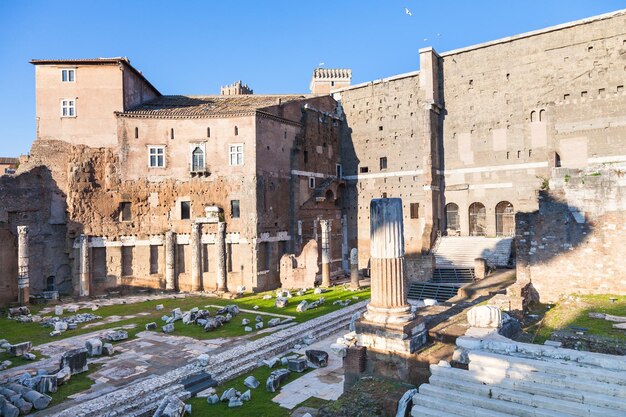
[[181, 201, 191, 220], [336, 164, 342, 178], [120, 202, 131, 221], [380, 157, 387, 170], [410, 203, 419, 219], [202, 244, 210, 272], [148, 146, 165, 168], [61, 99, 76, 117], [149, 245, 159, 274], [303, 150, 309, 164], [231, 200, 240, 218], [178, 245, 186, 273], [229, 144, 244, 166], [360, 166, 369, 173], [308, 177, 315, 189], [61, 69, 75, 82]]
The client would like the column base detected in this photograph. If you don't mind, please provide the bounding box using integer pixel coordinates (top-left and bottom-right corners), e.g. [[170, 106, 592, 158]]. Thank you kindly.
[[355, 316, 427, 355], [363, 304, 414, 324]]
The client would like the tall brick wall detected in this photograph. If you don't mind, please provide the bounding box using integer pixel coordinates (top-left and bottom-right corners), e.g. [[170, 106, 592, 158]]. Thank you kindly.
[[515, 165, 626, 303]]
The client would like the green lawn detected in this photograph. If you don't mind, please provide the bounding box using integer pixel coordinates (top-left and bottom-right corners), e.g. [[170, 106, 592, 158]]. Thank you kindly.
[[188, 358, 311, 417], [0, 286, 370, 351], [531, 294, 626, 344], [47, 363, 103, 407]]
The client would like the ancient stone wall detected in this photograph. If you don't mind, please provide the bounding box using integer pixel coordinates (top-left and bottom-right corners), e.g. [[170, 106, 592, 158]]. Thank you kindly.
[[514, 164, 626, 303]]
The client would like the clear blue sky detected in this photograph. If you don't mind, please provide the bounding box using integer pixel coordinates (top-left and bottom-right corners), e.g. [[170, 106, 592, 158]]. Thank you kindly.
[[1, 0, 624, 156]]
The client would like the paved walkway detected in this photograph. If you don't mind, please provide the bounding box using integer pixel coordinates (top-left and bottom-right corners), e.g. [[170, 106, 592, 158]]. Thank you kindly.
[[272, 331, 347, 409]]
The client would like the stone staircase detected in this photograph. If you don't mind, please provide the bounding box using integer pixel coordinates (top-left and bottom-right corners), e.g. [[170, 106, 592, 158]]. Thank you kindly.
[[434, 237, 513, 269], [50, 301, 368, 417], [406, 282, 460, 302], [411, 336, 626, 417]]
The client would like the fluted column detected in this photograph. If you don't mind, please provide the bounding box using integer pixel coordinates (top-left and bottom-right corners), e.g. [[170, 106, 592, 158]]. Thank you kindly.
[[165, 231, 176, 290], [364, 198, 413, 324], [320, 219, 332, 287], [79, 234, 90, 297], [216, 222, 227, 292], [17, 226, 30, 305], [190, 223, 202, 291], [350, 248, 360, 290]]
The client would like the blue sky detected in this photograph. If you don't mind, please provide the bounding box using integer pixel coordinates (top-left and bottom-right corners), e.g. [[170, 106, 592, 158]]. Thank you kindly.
[[0, 0, 624, 156]]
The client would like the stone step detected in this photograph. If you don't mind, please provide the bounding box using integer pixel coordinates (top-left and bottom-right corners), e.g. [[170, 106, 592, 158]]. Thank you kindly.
[[432, 364, 626, 411], [427, 372, 624, 417], [412, 390, 513, 417], [418, 383, 574, 417], [467, 350, 626, 386], [409, 404, 466, 417]]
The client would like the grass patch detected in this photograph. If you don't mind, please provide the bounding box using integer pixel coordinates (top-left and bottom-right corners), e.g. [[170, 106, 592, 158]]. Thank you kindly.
[[0, 350, 46, 370], [48, 363, 103, 407], [188, 361, 311, 417], [531, 294, 626, 344], [0, 287, 370, 348], [297, 396, 331, 409]]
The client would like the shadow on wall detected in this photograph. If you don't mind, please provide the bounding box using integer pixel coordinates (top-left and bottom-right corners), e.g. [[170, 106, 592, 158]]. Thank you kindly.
[[514, 191, 594, 305], [0, 166, 79, 305]]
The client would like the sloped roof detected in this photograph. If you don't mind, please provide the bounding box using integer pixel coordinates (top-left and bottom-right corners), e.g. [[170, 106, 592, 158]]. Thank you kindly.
[[0, 157, 18, 165], [117, 94, 308, 118]]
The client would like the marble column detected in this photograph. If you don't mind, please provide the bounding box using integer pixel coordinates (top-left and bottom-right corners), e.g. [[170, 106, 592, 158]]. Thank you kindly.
[[350, 248, 360, 290], [320, 219, 332, 287], [190, 223, 202, 292], [364, 198, 413, 324], [216, 222, 227, 292], [79, 235, 90, 297], [17, 226, 30, 305], [165, 231, 176, 290]]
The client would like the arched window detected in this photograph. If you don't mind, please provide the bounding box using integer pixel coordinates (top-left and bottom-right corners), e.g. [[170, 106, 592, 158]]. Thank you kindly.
[[495, 201, 515, 236], [192, 147, 204, 172], [530, 111, 536, 122], [445, 203, 460, 235], [469, 202, 486, 236], [539, 109, 545, 122]]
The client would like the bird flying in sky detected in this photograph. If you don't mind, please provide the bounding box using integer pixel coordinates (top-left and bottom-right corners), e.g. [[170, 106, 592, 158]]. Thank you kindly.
[[405, 7, 412, 16]]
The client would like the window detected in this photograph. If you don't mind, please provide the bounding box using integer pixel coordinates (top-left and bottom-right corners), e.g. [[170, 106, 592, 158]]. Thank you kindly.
[[148, 146, 165, 168], [61, 69, 75, 82], [170, 128, 175, 140], [229, 144, 243, 166], [120, 202, 131, 221], [191, 147, 204, 171], [207, 127, 211, 138], [180, 201, 190, 220], [336, 164, 342, 178], [308, 177, 315, 189], [234, 126, 239, 136], [134, 127, 139, 139], [303, 150, 309, 164], [231, 200, 240, 218], [410, 203, 419, 219], [61, 99, 75, 117], [380, 157, 387, 170], [360, 166, 369, 173]]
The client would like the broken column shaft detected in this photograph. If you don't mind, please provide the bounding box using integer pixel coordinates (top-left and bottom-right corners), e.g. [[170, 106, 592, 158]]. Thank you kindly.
[[320, 219, 332, 287], [17, 226, 30, 305], [350, 248, 360, 290], [216, 221, 227, 292], [364, 198, 413, 324], [79, 235, 90, 297], [190, 223, 202, 292], [165, 231, 176, 290]]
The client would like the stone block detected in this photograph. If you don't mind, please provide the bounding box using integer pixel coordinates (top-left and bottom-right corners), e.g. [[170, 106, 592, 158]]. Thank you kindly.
[[146, 322, 157, 330], [268, 318, 281, 327], [244, 375, 260, 389], [467, 305, 502, 328], [54, 306, 64, 316], [305, 350, 329, 367], [85, 338, 103, 356], [287, 358, 308, 373], [265, 368, 290, 392], [296, 300, 308, 312], [9, 341, 31, 357], [105, 330, 128, 341], [162, 323, 175, 333], [60, 348, 88, 375], [275, 297, 288, 308]]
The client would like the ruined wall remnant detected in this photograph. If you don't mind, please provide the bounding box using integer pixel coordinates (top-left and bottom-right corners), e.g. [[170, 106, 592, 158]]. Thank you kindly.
[[279, 239, 319, 289], [513, 165, 626, 305]]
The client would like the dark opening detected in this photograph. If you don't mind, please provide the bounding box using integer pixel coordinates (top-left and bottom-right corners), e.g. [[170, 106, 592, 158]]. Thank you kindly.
[[150, 245, 159, 274], [410, 203, 419, 219], [181, 201, 191, 220], [120, 202, 131, 221], [379, 157, 387, 170], [231, 200, 240, 218]]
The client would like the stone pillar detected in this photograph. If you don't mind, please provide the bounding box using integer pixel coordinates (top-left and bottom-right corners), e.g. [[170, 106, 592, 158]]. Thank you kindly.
[[474, 257, 488, 280], [17, 226, 30, 305], [320, 219, 332, 287], [350, 248, 360, 290], [190, 223, 202, 292], [216, 222, 227, 292], [363, 198, 413, 324], [165, 231, 176, 290], [79, 235, 90, 297]]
